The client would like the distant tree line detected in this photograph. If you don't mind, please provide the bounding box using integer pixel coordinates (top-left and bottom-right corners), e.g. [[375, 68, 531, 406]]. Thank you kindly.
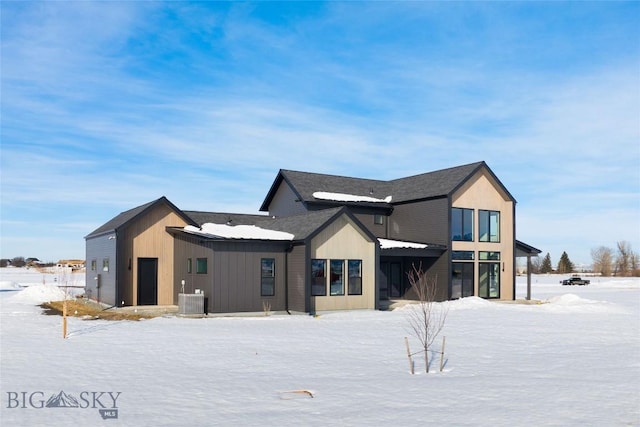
[[591, 241, 639, 277], [0, 257, 55, 268], [528, 241, 639, 277]]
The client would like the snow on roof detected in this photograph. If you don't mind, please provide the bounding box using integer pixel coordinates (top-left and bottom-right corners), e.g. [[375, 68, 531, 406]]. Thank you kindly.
[[312, 191, 392, 204], [184, 223, 294, 241], [378, 238, 428, 249]]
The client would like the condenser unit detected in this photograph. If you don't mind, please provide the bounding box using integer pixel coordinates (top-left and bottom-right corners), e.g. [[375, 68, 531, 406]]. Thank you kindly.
[[178, 293, 205, 316]]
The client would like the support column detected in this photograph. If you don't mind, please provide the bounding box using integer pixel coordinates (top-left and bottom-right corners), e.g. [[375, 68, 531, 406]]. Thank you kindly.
[[526, 255, 532, 300]]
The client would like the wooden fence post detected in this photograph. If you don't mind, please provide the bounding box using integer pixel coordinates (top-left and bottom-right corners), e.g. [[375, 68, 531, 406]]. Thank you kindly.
[[63, 299, 68, 339], [439, 336, 446, 372], [404, 337, 414, 375]]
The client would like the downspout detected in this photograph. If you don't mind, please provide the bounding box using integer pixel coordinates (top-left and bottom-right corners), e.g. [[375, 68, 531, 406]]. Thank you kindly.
[[285, 244, 292, 315], [526, 254, 532, 301]]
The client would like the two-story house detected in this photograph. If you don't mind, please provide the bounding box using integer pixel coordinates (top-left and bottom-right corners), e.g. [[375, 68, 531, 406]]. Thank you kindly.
[[85, 161, 540, 314]]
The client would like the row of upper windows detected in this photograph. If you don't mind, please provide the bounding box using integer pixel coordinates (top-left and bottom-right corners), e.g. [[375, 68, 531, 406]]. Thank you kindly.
[[452, 251, 501, 261], [451, 208, 500, 242], [373, 210, 500, 243]]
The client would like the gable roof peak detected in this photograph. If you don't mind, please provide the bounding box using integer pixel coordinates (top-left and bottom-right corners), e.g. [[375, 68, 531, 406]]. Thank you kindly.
[[85, 196, 196, 239]]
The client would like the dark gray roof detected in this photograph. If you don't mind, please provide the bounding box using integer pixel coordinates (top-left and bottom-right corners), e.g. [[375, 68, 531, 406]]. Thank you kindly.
[[389, 162, 486, 203], [176, 207, 376, 243], [184, 211, 270, 227], [260, 161, 514, 211], [264, 207, 346, 240], [85, 197, 196, 239], [516, 240, 542, 256]]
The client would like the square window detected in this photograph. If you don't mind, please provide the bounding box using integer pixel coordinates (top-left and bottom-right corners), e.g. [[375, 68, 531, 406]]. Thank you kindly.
[[196, 258, 207, 274], [374, 214, 384, 225]]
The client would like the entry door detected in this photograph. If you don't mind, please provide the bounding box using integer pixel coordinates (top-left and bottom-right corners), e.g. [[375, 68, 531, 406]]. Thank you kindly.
[[138, 258, 158, 305], [389, 262, 402, 298], [381, 262, 403, 299]]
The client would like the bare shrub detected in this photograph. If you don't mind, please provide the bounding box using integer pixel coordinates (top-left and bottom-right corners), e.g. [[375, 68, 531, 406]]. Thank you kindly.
[[405, 264, 448, 373]]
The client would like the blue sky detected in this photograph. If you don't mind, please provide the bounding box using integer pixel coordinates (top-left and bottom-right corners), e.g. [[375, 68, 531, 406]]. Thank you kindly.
[[1, 1, 639, 266]]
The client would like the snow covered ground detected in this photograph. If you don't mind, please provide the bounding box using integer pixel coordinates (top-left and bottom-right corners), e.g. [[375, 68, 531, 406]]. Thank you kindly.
[[1, 267, 638, 426]]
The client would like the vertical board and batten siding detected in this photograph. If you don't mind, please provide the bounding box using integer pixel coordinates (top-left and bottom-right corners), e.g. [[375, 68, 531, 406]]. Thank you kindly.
[[387, 198, 450, 299], [173, 234, 211, 301], [85, 234, 117, 306], [174, 236, 288, 313], [353, 212, 387, 238], [121, 204, 190, 305], [388, 198, 449, 245], [267, 182, 307, 217], [452, 170, 515, 300], [310, 215, 376, 311], [287, 244, 307, 312]]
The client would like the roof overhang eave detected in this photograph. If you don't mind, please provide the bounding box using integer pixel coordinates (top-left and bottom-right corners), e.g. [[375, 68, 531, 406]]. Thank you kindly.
[[380, 246, 447, 257]]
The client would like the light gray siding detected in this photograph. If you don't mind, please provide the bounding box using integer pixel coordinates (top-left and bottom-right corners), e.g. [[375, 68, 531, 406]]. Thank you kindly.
[[85, 233, 117, 306], [268, 182, 307, 217]]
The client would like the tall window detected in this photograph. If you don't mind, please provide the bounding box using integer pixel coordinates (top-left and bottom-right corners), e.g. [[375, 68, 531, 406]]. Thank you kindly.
[[479, 210, 500, 242], [196, 258, 207, 274], [330, 260, 345, 296], [452, 208, 473, 241], [187, 258, 192, 274], [452, 262, 474, 299], [479, 263, 500, 298], [91, 259, 97, 271], [311, 259, 326, 296], [102, 258, 109, 272], [348, 260, 362, 295], [261, 258, 275, 296]]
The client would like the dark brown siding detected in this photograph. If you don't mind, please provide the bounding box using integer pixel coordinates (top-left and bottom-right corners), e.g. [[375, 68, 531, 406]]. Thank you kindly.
[[173, 236, 288, 313], [353, 212, 387, 238], [387, 198, 450, 301], [389, 198, 449, 245], [287, 244, 307, 312], [173, 234, 211, 303]]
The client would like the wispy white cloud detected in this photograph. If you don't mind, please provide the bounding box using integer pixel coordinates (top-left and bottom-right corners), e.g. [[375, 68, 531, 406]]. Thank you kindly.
[[1, 1, 638, 262]]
